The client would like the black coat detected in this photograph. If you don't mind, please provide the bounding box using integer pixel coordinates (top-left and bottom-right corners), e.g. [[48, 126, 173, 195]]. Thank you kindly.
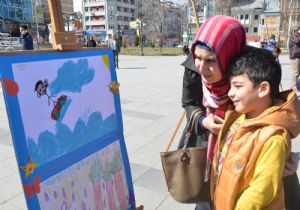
[[86, 39, 96, 47], [178, 52, 208, 149], [289, 32, 300, 59], [20, 33, 33, 50]]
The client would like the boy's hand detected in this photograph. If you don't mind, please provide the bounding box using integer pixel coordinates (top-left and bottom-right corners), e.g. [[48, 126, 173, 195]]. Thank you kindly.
[[202, 114, 223, 135], [214, 115, 224, 124], [283, 152, 299, 177]]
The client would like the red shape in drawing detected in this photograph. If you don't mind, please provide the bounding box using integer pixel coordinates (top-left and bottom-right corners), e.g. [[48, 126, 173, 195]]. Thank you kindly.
[[23, 176, 41, 199], [2, 78, 19, 96], [51, 95, 67, 121]]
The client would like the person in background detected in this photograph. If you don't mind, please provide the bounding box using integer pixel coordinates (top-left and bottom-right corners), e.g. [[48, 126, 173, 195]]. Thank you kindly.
[[108, 34, 121, 68], [272, 45, 281, 63], [86, 36, 97, 47], [289, 27, 300, 90], [20, 25, 33, 50], [182, 43, 190, 56]]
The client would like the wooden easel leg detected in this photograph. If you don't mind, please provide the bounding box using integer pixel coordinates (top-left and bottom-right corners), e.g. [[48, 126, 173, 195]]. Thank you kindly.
[[135, 205, 144, 210]]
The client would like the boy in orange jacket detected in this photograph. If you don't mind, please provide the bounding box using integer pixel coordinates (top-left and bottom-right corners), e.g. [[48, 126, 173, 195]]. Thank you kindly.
[[211, 46, 300, 210]]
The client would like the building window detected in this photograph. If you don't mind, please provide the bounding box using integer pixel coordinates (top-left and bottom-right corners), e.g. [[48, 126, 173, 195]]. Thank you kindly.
[[254, 15, 259, 20], [240, 14, 244, 20], [245, 27, 248, 33], [245, 14, 249, 20], [253, 27, 258, 33]]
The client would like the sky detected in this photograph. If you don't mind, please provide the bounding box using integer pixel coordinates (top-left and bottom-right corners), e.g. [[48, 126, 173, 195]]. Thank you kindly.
[[73, 0, 82, 12]]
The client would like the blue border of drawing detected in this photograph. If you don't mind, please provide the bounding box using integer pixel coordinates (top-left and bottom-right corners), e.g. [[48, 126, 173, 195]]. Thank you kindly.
[[0, 49, 135, 210]]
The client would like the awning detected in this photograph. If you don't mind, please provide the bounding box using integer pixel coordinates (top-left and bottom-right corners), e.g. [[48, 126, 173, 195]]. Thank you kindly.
[[248, 35, 260, 41], [82, 30, 106, 36]]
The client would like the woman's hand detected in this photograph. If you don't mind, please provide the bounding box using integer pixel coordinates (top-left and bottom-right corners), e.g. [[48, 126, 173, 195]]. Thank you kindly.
[[202, 113, 224, 135], [283, 152, 299, 177]]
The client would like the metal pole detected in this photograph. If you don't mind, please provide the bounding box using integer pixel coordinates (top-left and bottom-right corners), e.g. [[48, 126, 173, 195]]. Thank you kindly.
[[67, 16, 70, 32], [206, 0, 209, 19], [34, 0, 40, 49], [190, 0, 200, 29], [140, 27, 144, 56]]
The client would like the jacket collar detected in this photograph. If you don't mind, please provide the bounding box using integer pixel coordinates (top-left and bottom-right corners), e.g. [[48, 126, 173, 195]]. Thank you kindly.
[[181, 52, 197, 72]]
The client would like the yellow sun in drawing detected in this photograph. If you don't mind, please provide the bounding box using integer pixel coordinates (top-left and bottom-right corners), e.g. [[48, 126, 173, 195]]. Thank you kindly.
[[21, 156, 37, 178]]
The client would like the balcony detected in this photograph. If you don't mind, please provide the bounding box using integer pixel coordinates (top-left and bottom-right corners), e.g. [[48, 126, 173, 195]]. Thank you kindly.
[[86, 20, 106, 26], [85, 1, 105, 7], [85, 11, 105, 17]]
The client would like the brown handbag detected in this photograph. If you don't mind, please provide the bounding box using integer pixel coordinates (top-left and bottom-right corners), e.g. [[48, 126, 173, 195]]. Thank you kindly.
[[160, 110, 210, 203]]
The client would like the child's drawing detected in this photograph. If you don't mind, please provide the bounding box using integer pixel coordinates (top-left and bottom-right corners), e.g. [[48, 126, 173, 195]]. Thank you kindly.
[[12, 56, 118, 164], [37, 140, 131, 210]]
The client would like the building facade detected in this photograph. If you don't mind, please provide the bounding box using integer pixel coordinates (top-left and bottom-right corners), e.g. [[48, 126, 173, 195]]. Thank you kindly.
[[0, 0, 73, 38], [231, 0, 264, 41], [0, 0, 34, 34], [260, 0, 280, 43], [40, 0, 73, 25], [280, 0, 300, 47], [83, 0, 137, 35]]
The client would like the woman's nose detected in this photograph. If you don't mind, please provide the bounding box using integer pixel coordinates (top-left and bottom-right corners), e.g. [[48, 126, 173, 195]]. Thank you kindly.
[[197, 60, 207, 72]]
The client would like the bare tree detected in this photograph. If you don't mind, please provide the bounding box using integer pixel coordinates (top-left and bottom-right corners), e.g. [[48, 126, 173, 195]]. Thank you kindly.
[[214, 0, 240, 16], [279, 0, 300, 48]]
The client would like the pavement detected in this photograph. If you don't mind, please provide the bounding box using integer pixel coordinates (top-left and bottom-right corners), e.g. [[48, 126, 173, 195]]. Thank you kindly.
[[0, 54, 299, 210]]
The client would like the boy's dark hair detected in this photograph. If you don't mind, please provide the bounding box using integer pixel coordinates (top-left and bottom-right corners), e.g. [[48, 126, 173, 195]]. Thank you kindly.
[[20, 25, 28, 30], [228, 46, 282, 99]]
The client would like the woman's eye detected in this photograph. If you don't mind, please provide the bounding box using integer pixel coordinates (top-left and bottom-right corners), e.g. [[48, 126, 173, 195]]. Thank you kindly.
[[204, 58, 215, 63]]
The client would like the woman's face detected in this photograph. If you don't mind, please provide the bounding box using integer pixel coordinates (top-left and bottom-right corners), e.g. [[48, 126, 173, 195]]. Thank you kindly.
[[194, 47, 223, 84]]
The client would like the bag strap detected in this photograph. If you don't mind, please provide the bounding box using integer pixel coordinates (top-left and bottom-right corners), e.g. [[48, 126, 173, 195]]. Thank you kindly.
[[164, 111, 186, 152], [164, 109, 202, 152], [182, 109, 202, 149]]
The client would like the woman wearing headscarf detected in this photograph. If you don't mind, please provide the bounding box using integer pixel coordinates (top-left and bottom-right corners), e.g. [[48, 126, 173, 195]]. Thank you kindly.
[[178, 15, 299, 210]]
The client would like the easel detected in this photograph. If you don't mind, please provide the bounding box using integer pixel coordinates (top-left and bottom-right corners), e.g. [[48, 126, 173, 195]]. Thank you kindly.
[[48, 0, 80, 50], [47, 1, 144, 209]]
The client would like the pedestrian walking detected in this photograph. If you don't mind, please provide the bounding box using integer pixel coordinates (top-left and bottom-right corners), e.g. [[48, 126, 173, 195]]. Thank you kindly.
[[20, 25, 33, 50], [108, 34, 120, 68], [289, 27, 300, 90]]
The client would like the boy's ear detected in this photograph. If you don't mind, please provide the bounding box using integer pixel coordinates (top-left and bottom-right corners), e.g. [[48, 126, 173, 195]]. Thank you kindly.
[[258, 81, 271, 98]]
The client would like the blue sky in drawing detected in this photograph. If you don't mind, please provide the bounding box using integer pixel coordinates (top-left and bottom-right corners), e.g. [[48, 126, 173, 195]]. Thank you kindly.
[[50, 59, 95, 95]]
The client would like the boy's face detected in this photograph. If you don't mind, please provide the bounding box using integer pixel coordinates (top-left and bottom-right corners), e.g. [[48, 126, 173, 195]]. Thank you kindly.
[[194, 48, 222, 84], [228, 73, 261, 118]]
